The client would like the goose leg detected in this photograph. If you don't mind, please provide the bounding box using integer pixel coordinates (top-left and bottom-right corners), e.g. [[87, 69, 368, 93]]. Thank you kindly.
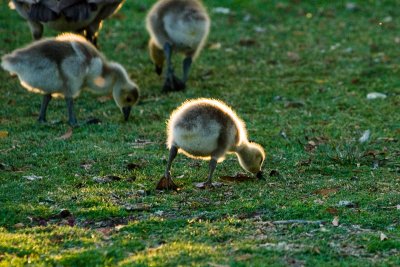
[[27, 21, 43, 40], [65, 97, 78, 126], [38, 94, 52, 123], [162, 43, 185, 92], [86, 28, 98, 47], [85, 2, 120, 47], [156, 145, 179, 190], [12, 1, 44, 40], [86, 21, 101, 47]]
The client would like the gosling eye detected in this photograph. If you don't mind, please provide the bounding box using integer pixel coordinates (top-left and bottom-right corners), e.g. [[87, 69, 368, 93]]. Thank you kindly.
[[126, 97, 132, 102]]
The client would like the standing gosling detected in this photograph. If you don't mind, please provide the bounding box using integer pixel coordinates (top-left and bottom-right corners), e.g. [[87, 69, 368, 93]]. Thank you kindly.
[[10, 0, 125, 46], [157, 98, 265, 190], [146, 0, 210, 92], [1, 33, 139, 126]]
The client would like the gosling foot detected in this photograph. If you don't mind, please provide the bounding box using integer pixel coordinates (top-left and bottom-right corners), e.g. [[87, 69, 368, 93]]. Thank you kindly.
[[195, 181, 223, 189], [68, 118, 79, 128], [38, 118, 47, 124], [156, 176, 178, 191], [162, 75, 186, 92]]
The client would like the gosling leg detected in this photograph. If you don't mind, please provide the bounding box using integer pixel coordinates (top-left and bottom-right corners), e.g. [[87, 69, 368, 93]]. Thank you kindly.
[[164, 145, 179, 189], [162, 42, 174, 92], [38, 94, 52, 123], [182, 56, 192, 84], [162, 43, 185, 92], [65, 97, 78, 126], [157, 145, 179, 190], [204, 158, 218, 187], [165, 145, 178, 179]]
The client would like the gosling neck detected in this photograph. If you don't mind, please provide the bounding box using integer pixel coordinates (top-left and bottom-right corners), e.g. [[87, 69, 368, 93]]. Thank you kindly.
[[107, 62, 129, 85], [234, 141, 250, 156]]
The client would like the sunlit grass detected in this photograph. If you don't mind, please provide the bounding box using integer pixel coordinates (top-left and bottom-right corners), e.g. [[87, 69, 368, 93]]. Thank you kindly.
[[118, 242, 218, 266]]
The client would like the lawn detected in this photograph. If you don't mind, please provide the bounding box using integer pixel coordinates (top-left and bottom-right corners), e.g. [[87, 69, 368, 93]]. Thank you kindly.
[[0, 0, 399, 266]]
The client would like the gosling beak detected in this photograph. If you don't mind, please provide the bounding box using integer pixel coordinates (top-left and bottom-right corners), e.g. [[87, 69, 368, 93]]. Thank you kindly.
[[122, 106, 131, 121], [155, 65, 163, 76], [256, 171, 263, 180]]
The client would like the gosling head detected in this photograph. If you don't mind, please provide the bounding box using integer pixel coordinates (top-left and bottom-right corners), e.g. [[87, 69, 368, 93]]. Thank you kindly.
[[237, 142, 266, 178], [108, 62, 140, 121], [114, 83, 139, 121]]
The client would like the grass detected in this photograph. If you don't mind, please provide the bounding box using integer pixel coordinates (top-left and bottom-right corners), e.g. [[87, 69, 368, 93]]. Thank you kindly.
[[0, 0, 399, 266]]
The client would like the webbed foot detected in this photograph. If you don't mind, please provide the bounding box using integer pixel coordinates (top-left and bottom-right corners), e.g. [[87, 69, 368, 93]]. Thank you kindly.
[[38, 118, 47, 124], [156, 176, 178, 191], [68, 118, 79, 128], [162, 75, 186, 92], [195, 182, 223, 189]]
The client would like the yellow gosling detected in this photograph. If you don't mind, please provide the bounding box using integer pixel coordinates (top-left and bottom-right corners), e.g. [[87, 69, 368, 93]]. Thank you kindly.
[[1, 33, 139, 126], [146, 0, 210, 92], [157, 98, 265, 190]]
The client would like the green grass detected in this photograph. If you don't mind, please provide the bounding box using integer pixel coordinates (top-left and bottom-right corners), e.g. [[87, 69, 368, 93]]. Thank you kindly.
[[1, 0, 399, 266]]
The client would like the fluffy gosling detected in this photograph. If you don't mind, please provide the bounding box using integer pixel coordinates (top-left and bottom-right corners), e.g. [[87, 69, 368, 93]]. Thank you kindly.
[[146, 0, 210, 92], [157, 98, 265, 190], [10, 0, 125, 46], [1, 33, 139, 126]]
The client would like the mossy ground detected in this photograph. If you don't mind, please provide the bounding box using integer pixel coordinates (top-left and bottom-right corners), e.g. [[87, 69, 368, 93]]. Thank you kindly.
[[0, 0, 399, 266]]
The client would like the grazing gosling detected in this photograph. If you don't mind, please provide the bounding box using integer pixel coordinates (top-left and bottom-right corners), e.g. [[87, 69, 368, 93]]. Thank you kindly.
[[1, 33, 139, 126], [10, 0, 125, 46], [157, 98, 265, 190], [146, 0, 210, 92]]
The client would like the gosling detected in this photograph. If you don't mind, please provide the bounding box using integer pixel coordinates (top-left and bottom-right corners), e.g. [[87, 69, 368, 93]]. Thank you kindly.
[[157, 98, 265, 190], [10, 0, 125, 46], [146, 0, 210, 92], [1, 33, 139, 126]]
